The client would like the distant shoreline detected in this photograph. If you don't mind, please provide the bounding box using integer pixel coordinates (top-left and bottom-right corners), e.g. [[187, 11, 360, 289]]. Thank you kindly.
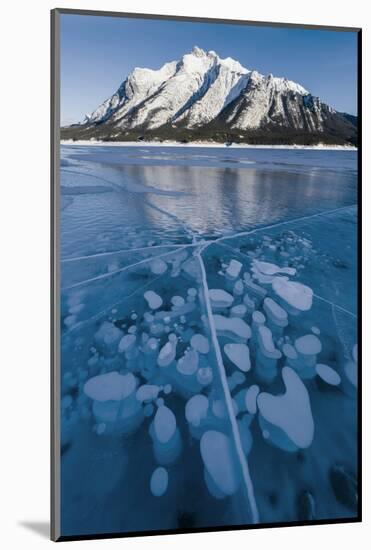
[[61, 139, 357, 151]]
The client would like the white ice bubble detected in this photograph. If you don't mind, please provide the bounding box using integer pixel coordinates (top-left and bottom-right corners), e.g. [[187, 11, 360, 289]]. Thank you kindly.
[[144, 290, 163, 310], [211, 399, 227, 419], [258, 326, 281, 359], [154, 405, 176, 444], [96, 422, 106, 435], [136, 384, 160, 402], [118, 334, 136, 353], [245, 385, 260, 415], [230, 304, 247, 318], [252, 310, 265, 325], [197, 366, 213, 386], [232, 371, 246, 386], [252, 260, 296, 275], [226, 259, 242, 279], [315, 364, 341, 386], [213, 315, 251, 340], [190, 333, 210, 354], [224, 343, 251, 372], [272, 278, 313, 312], [69, 304, 84, 315], [233, 279, 244, 296], [209, 289, 234, 308], [150, 258, 168, 275], [171, 295, 185, 307], [282, 343, 298, 360], [177, 349, 199, 375], [257, 367, 314, 449], [157, 338, 177, 368], [263, 297, 288, 327], [84, 372, 137, 402], [295, 334, 322, 356], [150, 467, 168, 497], [243, 293, 255, 313], [200, 431, 240, 497], [94, 321, 122, 347], [185, 394, 209, 427]]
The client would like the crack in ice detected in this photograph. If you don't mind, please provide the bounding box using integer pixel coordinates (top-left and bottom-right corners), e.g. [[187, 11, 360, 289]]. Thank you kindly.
[[196, 251, 259, 524], [62, 245, 198, 291], [61, 243, 192, 263]]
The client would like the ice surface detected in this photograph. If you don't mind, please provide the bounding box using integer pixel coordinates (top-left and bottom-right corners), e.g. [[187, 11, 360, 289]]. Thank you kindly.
[[60, 145, 357, 533]]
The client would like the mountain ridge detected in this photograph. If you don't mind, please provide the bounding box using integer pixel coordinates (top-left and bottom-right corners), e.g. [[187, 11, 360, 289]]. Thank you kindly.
[[61, 46, 357, 146]]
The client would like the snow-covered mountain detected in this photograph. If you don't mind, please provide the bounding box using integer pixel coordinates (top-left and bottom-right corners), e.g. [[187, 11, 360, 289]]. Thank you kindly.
[[62, 46, 357, 145]]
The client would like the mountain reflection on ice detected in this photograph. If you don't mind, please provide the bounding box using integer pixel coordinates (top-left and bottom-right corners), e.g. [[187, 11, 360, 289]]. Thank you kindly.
[[60, 145, 358, 537]]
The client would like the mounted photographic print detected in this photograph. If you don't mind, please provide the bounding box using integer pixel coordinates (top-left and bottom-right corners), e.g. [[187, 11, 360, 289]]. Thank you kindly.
[[51, 8, 361, 541]]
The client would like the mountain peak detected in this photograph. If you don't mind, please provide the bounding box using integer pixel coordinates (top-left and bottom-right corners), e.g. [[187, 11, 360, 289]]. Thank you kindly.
[[191, 45, 207, 57], [66, 47, 356, 147]]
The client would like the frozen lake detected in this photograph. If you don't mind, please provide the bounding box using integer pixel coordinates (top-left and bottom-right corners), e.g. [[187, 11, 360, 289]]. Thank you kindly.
[[60, 145, 357, 260], [60, 145, 358, 536]]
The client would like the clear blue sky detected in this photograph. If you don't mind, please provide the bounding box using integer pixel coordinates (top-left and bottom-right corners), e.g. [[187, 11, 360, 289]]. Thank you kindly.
[[60, 13, 358, 125]]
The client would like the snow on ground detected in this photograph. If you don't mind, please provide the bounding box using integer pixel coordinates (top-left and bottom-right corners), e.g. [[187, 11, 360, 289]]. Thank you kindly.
[[61, 139, 357, 151]]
